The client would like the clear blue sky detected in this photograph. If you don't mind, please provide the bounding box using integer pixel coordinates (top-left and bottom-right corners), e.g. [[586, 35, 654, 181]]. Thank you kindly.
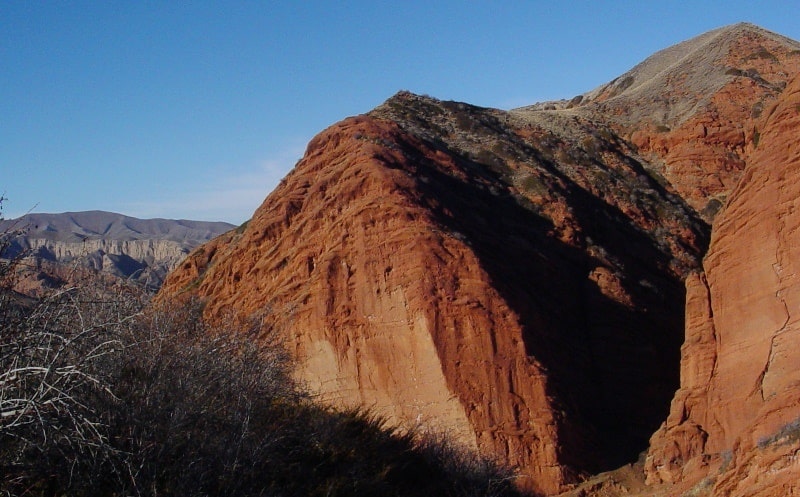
[[3, 2, 799, 224]]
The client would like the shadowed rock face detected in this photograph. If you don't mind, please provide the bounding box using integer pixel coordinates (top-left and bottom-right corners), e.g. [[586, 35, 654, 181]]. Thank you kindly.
[[160, 23, 800, 496], [646, 73, 800, 496], [161, 107, 705, 493]]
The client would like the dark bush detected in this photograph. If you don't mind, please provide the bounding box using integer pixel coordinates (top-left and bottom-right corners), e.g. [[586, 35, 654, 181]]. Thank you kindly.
[[2, 294, 522, 496], [1, 205, 522, 496]]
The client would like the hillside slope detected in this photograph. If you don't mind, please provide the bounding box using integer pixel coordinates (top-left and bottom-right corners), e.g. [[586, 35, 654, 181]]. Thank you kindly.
[[161, 101, 705, 494], [2, 211, 234, 291], [518, 22, 800, 220], [160, 23, 800, 495]]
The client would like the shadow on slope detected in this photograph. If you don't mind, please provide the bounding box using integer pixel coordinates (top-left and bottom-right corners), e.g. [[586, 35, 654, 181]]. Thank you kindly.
[[397, 138, 687, 474], [0, 290, 525, 497]]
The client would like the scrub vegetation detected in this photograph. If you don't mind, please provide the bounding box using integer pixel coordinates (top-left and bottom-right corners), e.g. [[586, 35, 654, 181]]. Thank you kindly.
[[0, 204, 521, 497]]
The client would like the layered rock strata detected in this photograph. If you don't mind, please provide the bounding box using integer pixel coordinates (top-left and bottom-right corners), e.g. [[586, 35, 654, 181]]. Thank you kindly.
[[162, 105, 706, 494], [3, 211, 234, 291], [160, 23, 800, 496], [646, 74, 800, 496]]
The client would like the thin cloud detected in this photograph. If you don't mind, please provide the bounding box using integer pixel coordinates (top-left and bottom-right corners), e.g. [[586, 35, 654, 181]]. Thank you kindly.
[[123, 145, 306, 224]]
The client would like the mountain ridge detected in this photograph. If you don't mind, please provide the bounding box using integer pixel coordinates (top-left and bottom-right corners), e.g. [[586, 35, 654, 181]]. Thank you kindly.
[[3, 211, 235, 292], [520, 22, 800, 115], [583, 22, 799, 110], [159, 23, 800, 495], [3, 210, 235, 244], [514, 22, 800, 222]]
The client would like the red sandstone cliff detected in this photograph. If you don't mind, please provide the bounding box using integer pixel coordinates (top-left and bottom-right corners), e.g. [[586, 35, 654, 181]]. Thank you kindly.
[[159, 23, 800, 496], [645, 73, 800, 496], [162, 104, 707, 494]]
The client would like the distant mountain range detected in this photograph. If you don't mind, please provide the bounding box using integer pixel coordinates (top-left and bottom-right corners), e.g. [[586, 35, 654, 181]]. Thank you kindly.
[[1, 211, 234, 292]]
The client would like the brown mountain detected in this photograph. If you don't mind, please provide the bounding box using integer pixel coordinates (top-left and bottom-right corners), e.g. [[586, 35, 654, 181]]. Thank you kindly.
[[520, 22, 800, 221], [2, 211, 235, 293], [160, 24, 800, 495]]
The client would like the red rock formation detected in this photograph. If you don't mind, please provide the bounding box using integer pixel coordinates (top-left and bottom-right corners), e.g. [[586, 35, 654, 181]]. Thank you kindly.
[[164, 116, 568, 494], [646, 74, 800, 495], [578, 23, 800, 220], [161, 105, 709, 494], [159, 23, 800, 497]]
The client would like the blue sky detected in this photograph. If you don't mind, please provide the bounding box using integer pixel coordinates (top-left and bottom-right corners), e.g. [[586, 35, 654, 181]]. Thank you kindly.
[[3, 2, 799, 224]]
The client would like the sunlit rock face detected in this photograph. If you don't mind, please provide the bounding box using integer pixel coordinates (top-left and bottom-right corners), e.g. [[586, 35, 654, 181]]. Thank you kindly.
[[160, 107, 704, 494], [646, 73, 800, 496], [160, 23, 800, 496]]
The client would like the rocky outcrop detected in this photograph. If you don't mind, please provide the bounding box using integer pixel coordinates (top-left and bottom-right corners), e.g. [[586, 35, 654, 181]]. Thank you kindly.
[[159, 23, 800, 496], [162, 99, 707, 493], [626, 26, 800, 221], [519, 23, 800, 221], [18, 238, 196, 289], [3, 211, 234, 292], [645, 74, 800, 495]]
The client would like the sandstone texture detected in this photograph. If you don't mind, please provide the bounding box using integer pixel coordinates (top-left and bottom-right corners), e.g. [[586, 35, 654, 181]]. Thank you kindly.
[[160, 23, 800, 496], [645, 74, 800, 496], [162, 107, 705, 494]]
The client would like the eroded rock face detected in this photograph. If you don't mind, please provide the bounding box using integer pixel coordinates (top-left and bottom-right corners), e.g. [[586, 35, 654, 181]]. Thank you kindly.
[[164, 117, 565, 493], [161, 105, 706, 494], [627, 31, 800, 221], [3, 211, 234, 291], [159, 23, 800, 497], [646, 74, 800, 496]]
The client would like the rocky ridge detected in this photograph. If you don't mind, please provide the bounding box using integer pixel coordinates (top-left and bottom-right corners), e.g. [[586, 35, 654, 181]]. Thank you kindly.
[[644, 73, 800, 497], [163, 110, 706, 493], [3, 211, 234, 292], [518, 22, 800, 220], [160, 23, 800, 495]]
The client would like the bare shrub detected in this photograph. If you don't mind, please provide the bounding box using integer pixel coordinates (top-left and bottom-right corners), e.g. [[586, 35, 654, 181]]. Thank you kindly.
[[2, 200, 524, 496], [0, 274, 146, 494], [3, 291, 523, 496], [413, 431, 519, 497], [102, 299, 299, 497]]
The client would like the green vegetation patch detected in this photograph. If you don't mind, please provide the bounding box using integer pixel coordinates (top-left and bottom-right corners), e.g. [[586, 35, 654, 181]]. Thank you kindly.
[[521, 174, 549, 196]]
